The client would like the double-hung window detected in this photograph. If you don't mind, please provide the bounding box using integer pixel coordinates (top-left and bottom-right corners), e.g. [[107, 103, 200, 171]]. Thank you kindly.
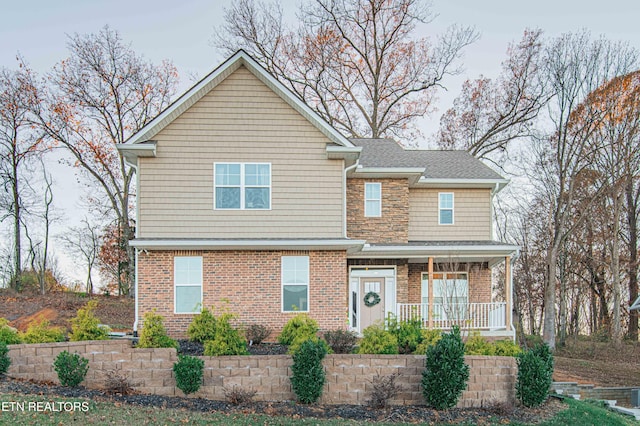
[[439, 192, 454, 225], [364, 182, 382, 217], [174, 256, 202, 314], [282, 256, 309, 312], [214, 163, 271, 209]]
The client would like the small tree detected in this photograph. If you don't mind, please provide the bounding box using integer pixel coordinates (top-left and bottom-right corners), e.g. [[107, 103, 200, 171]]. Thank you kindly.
[[516, 343, 554, 407], [421, 326, 469, 409]]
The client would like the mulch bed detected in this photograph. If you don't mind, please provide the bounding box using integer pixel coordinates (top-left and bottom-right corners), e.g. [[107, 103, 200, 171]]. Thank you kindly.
[[0, 376, 565, 424], [178, 340, 288, 356]]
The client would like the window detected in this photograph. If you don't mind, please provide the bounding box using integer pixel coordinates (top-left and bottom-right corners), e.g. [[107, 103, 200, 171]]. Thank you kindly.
[[421, 272, 468, 320], [364, 182, 381, 217], [214, 163, 271, 209], [282, 256, 309, 312], [174, 256, 203, 314], [439, 192, 454, 225]]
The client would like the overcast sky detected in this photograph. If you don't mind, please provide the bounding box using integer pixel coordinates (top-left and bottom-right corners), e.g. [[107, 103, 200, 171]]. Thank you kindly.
[[1, 0, 639, 285]]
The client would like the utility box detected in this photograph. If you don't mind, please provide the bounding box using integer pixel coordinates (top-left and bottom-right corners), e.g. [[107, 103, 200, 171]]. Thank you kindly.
[[632, 389, 640, 407]]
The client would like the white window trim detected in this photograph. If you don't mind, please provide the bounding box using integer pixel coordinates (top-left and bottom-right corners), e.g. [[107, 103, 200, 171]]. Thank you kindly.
[[364, 182, 382, 217], [420, 271, 469, 302], [174, 256, 203, 314], [281, 255, 310, 313], [213, 162, 272, 210], [438, 192, 455, 225]]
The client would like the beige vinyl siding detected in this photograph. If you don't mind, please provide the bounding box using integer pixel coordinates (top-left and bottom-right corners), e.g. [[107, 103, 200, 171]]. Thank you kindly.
[[138, 65, 344, 238], [408, 188, 492, 240]]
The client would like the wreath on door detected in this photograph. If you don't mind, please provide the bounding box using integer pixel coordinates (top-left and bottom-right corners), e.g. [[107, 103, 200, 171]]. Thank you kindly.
[[363, 291, 381, 307]]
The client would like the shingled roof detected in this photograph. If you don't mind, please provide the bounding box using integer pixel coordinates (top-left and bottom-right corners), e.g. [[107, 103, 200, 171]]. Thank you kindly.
[[350, 138, 504, 180]]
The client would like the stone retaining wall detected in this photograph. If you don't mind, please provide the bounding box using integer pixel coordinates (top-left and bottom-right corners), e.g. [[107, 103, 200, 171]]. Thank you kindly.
[[7, 340, 516, 407], [552, 382, 637, 408]]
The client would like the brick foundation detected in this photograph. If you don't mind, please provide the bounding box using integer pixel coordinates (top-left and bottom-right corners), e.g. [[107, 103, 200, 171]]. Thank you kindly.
[[7, 341, 516, 407], [138, 250, 347, 337]]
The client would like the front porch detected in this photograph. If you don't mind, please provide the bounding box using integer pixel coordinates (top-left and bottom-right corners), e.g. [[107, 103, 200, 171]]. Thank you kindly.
[[397, 302, 507, 330]]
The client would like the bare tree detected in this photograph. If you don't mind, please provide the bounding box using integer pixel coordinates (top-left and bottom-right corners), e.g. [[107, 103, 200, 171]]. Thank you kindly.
[[58, 218, 101, 295], [213, 0, 478, 140], [0, 60, 41, 290], [32, 26, 179, 295], [436, 29, 548, 160]]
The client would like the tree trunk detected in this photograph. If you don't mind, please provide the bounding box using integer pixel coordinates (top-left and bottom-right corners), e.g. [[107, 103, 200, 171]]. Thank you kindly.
[[626, 177, 639, 340], [11, 150, 21, 291], [543, 246, 558, 349], [611, 191, 623, 344]]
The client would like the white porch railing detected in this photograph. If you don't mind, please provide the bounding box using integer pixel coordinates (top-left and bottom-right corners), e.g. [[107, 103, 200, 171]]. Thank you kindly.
[[396, 302, 507, 330]]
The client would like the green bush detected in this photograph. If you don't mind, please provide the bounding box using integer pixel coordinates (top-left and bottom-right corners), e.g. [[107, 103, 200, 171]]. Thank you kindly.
[[288, 334, 331, 355], [387, 316, 423, 354], [290, 339, 327, 404], [493, 339, 521, 357], [69, 300, 110, 341], [0, 342, 10, 374], [173, 355, 204, 395], [464, 332, 496, 355], [516, 343, 554, 407], [414, 329, 442, 354], [0, 318, 21, 345], [357, 324, 398, 355], [137, 310, 178, 349], [20, 320, 66, 344], [53, 351, 89, 387], [421, 326, 469, 409], [203, 313, 248, 356], [187, 307, 217, 343], [278, 314, 319, 346], [323, 329, 357, 354], [245, 324, 271, 345]]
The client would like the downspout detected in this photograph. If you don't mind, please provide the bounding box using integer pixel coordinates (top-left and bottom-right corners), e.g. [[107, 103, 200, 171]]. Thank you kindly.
[[131, 159, 140, 335], [343, 159, 360, 237]]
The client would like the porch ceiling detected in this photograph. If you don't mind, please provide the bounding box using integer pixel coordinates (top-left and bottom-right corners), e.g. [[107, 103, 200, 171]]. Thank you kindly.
[[349, 241, 519, 267]]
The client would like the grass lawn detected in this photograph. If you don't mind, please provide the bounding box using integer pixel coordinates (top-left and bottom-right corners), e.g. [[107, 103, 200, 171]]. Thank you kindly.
[[0, 394, 636, 425]]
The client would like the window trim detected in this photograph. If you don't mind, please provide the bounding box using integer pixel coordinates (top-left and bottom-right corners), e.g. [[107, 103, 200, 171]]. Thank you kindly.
[[438, 192, 454, 225], [281, 255, 310, 313], [213, 162, 272, 210], [174, 256, 203, 314], [364, 182, 382, 217]]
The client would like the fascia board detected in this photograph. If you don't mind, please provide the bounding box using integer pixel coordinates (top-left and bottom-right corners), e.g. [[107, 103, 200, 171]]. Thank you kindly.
[[416, 178, 510, 190], [131, 239, 366, 253]]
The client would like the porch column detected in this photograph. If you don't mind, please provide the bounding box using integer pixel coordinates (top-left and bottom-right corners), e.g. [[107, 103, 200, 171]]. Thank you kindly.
[[428, 257, 434, 328], [505, 256, 512, 330]]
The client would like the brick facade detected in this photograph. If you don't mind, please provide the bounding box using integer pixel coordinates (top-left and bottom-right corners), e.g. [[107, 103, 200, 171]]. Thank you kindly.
[[346, 178, 409, 243], [138, 250, 347, 337]]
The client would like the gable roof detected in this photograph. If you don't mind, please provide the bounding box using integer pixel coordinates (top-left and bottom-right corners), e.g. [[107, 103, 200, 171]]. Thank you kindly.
[[123, 50, 354, 148], [350, 138, 506, 182]]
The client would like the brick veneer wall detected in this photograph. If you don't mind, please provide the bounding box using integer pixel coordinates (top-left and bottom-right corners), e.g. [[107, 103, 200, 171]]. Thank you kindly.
[[7, 341, 516, 407], [408, 262, 492, 304], [138, 250, 347, 337], [346, 178, 409, 243]]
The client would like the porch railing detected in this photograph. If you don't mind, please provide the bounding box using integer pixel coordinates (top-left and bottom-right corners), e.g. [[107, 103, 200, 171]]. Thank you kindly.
[[396, 302, 507, 330]]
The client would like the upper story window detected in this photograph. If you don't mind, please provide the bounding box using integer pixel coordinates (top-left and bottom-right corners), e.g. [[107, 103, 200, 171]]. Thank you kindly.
[[174, 256, 202, 314], [214, 163, 271, 210], [364, 182, 382, 217], [439, 192, 454, 225]]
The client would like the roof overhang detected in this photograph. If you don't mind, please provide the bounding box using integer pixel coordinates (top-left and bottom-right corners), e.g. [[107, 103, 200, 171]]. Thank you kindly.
[[122, 50, 354, 149], [130, 238, 366, 253], [352, 166, 426, 185], [326, 145, 362, 167], [116, 142, 157, 167], [416, 178, 510, 193], [350, 243, 519, 267]]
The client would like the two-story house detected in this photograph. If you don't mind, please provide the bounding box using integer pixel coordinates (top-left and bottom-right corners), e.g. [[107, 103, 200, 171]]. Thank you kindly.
[[118, 51, 518, 340]]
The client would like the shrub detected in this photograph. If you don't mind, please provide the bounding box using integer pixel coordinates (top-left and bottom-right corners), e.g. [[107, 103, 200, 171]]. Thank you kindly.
[[137, 310, 178, 349], [287, 334, 331, 355], [290, 339, 327, 404], [203, 313, 248, 356], [53, 351, 89, 387], [464, 332, 495, 355], [357, 324, 398, 355], [245, 324, 271, 345], [387, 315, 423, 354], [323, 329, 357, 354], [20, 320, 66, 344], [368, 373, 401, 409], [173, 355, 204, 395], [421, 326, 469, 409], [0, 318, 21, 345], [187, 307, 217, 343], [0, 342, 10, 374], [69, 300, 110, 341], [516, 343, 554, 407], [278, 314, 319, 346], [223, 385, 257, 405], [414, 329, 442, 354], [493, 339, 521, 357]]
